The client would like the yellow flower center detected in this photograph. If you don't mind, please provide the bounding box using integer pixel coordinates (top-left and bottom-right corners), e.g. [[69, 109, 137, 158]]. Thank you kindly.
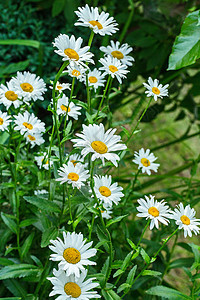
[[148, 207, 159, 217], [180, 215, 190, 225], [72, 70, 81, 77], [28, 135, 36, 141], [5, 91, 18, 101], [64, 48, 79, 60], [60, 105, 71, 112], [63, 247, 81, 264], [42, 158, 49, 165], [109, 65, 118, 73], [68, 172, 79, 181], [152, 87, 160, 95], [91, 141, 108, 154], [64, 282, 81, 298], [89, 76, 98, 83], [0, 118, 4, 125], [89, 20, 103, 30], [20, 83, 34, 93], [71, 160, 77, 166], [141, 158, 151, 167], [111, 50, 124, 60], [57, 85, 63, 90], [99, 186, 111, 197], [23, 122, 33, 130]]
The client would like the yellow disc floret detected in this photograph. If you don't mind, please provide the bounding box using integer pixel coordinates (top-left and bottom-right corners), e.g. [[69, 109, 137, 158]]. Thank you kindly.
[[109, 65, 118, 73], [148, 207, 159, 217], [5, 91, 18, 101], [99, 186, 111, 197], [63, 247, 81, 264], [181, 215, 190, 225], [64, 282, 81, 298], [20, 83, 34, 93], [64, 48, 79, 60], [111, 50, 124, 60], [89, 20, 103, 30], [23, 122, 33, 130], [28, 135, 36, 141], [141, 158, 151, 167], [57, 85, 63, 90], [91, 141, 108, 154], [60, 104, 71, 112], [0, 118, 4, 125], [68, 172, 79, 181], [89, 76, 98, 83], [72, 70, 81, 77], [152, 87, 160, 95]]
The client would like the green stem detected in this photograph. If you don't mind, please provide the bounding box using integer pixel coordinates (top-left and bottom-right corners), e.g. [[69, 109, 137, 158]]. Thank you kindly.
[[94, 75, 111, 122], [88, 214, 95, 242], [136, 219, 150, 247], [119, 1, 134, 43], [88, 30, 95, 48], [126, 96, 153, 145]]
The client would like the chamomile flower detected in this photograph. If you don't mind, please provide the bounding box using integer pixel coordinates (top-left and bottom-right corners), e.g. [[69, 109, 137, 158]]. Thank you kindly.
[[143, 77, 169, 101], [84, 68, 105, 91], [72, 123, 127, 167], [94, 203, 112, 219], [35, 152, 53, 170], [75, 4, 118, 36], [34, 189, 48, 196], [49, 80, 71, 93], [0, 111, 12, 131], [56, 95, 81, 120], [137, 195, 172, 230], [99, 56, 129, 84], [0, 81, 22, 109], [171, 203, 200, 238], [56, 162, 89, 189], [133, 148, 160, 175], [53, 34, 94, 68], [14, 111, 45, 135], [11, 71, 46, 102], [48, 269, 100, 299], [49, 232, 97, 278], [64, 64, 86, 81], [100, 40, 135, 66], [25, 132, 45, 148], [93, 175, 124, 207], [67, 153, 85, 166]]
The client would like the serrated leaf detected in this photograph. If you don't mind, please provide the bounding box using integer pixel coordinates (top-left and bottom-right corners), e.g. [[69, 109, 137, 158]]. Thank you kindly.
[[106, 215, 128, 227], [113, 269, 124, 278], [168, 10, 200, 70], [1, 213, 17, 234], [142, 270, 162, 277], [126, 265, 137, 285], [102, 289, 121, 300], [140, 248, 150, 264], [24, 196, 60, 213], [41, 227, 59, 248], [21, 233, 35, 259], [117, 283, 131, 293], [127, 239, 136, 250], [0, 264, 41, 280], [146, 285, 192, 299], [0, 258, 15, 266]]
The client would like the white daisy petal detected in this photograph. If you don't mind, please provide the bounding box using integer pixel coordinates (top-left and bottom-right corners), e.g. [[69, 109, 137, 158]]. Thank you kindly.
[[133, 148, 160, 175], [143, 77, 169, 101]]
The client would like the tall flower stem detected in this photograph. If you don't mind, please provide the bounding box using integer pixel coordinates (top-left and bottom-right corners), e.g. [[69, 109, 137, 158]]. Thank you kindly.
[[122, 228, 179, 298], [126, 96, 153, 145], [86, 30, 94, 114], [94, 75, 111, 122], [136, 219, 150, 247], [63, 77, 75, 135]]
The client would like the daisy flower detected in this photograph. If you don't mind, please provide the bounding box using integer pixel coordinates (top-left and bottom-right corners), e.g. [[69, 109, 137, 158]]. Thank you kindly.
[[14, 111, 45, 135], [49, 232, 97, 278], [0, 111, 12, 131], [25, 132, 45, 148], [0, 81, 22, 109], [133, 148, 160, 175], [53, 34, 94, 68], [94, 203, 112, 219], [67, 153, 85, 166], [84, 68, 105, 91], [34, 189, 48, 196], [99, 56, 129, 84], [143, 77, 169, 101], [137, 195, 172, 230], [48, 268, 100, 299], [75, 4, 118, 36], [64, 64, 86, 81], [56, 162, 89, 189], [35, 152, 53, 170], [11, 71, 46, 102], [100, 40, 135, 66], [56, 95, 81, 120], [171, 203, 200, 238], [71, 123, 127, 167], [93, 175, 124, 207], [49, 80, 71, 93]]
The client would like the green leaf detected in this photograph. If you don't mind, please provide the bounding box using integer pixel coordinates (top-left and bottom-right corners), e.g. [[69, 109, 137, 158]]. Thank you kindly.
[[102, 289, 121, 300], [113, 269, 124, 278], [142, 270, 162, 277], [126, 265, 137, 285], [41, 227, 59, 248], [146, 285, 192, 299], [0, 39, 40, 48], [127, 239, 136, 250], [117, 283, 131, 293], [0, 60, 29, 75], [168, 10, 200, 70], [0, 258, 15, 266], [21, 233, 35, 259], [169, 257, 193, 269], [19, 218, 37, 228], [140, 248, 150, 264], [3, 279, 27, 298], [1, 213, 17, 234], [106, 215, 128, 227], [0, 264, 41, 280], [96, 225, 109, 252], [0, 298, 21, 300], [24, 196, 60, 213], [52, 0, 66, 17]]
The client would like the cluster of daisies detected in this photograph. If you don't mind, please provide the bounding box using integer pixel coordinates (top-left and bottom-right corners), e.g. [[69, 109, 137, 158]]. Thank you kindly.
[[0, 72, 46, 147]]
